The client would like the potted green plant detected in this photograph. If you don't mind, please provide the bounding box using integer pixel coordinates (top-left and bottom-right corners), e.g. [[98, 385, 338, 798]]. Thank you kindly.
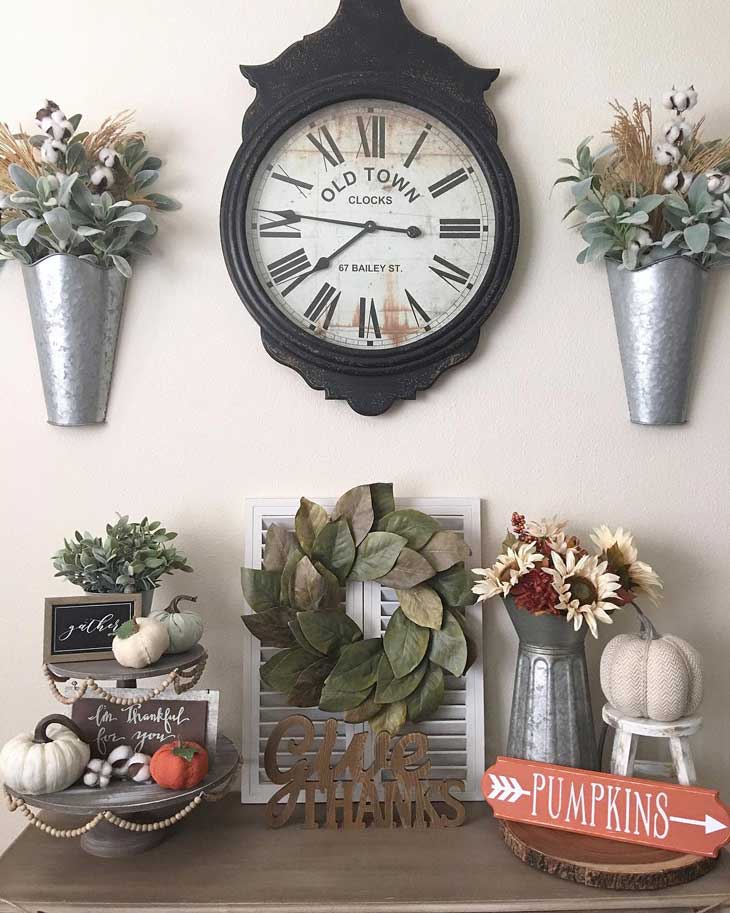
[[0, 100, 180, 426], [556, 86, 730, 424], [52, 515, 193, 615]]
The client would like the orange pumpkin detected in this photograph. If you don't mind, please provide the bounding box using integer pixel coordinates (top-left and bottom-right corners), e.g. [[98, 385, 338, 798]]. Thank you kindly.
[[150, 739, 209, 790]]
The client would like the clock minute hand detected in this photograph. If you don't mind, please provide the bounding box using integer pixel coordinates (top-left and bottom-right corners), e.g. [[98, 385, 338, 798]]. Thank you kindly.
[[257, 209, 421, 237]]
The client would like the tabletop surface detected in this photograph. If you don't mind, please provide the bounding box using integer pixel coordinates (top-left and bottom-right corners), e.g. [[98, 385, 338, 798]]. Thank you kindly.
[[0, 799, 728, 913]]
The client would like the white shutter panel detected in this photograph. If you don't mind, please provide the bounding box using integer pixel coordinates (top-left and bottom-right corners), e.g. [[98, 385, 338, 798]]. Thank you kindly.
[[242, 497, 484, 804]]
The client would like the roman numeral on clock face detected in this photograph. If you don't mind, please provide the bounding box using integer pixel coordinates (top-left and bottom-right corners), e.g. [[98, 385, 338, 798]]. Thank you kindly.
[[404, 127, 430, 168], [358, 297, 382, 339], [405, 289, 431, 329], [259, 211, 301, 239], [430, 255, 471, 290], [307, 126, 345, 168], [439, 218, 481, 239], [267, 248, 311, 287], [305, 282, 340, 329], [270, 166, 313, 197], [429, 167, 471, 198], [356, 115, 386, 158]]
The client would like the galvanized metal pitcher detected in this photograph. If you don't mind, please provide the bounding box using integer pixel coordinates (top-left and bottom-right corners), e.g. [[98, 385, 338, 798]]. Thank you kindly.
[[505, 598, 598, 770], [606, 257, 707, 425], [22, 254, 127, 426]]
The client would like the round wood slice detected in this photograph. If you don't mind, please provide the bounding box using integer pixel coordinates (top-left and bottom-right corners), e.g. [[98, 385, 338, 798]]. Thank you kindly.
[[500, 820, 717, 891]]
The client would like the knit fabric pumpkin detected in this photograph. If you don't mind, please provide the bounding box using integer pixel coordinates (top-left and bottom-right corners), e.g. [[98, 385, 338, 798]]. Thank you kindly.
[[150, 740, 208, 790]]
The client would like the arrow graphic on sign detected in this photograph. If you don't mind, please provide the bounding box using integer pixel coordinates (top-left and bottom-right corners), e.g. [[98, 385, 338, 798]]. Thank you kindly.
[[669, 814, 728, 835], [487, 774, 531, 803]]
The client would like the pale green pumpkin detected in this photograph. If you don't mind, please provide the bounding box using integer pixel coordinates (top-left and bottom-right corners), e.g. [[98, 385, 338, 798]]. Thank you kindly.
[[151, 595, 204, 655]]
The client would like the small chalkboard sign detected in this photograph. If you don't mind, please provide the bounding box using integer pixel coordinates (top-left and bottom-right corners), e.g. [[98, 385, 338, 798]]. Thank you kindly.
[[44, 594, 142, 663]]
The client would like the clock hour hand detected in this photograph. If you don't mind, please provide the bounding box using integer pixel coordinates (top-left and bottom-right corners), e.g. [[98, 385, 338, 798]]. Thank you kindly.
[[257, 209, 421, 238], [281, 224, 373, 296]]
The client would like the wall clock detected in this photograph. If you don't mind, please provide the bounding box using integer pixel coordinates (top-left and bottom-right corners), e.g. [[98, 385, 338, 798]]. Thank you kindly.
[[221, 0, 519, 415]]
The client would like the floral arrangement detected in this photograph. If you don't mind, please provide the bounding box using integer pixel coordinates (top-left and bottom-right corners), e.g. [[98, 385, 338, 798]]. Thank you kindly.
[[0, 99, 179, 276], [556, 85, 730, 270], [242, 484, 477, 736], [472, 513, 662, 637], [53, 515, 192, 593]]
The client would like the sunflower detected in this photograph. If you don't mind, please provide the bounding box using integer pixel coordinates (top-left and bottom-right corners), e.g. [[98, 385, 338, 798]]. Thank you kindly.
[[543, 549, 621, 637], [526, 516, 567, 541], [590, 525, 663, 605], [472, 541, 542, 601]]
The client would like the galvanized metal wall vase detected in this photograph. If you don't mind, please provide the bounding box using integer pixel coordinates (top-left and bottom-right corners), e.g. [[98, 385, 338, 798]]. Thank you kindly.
[[23, 254, 127, 426], [606, 257, 707, 426], [505, 598, 599, 771]]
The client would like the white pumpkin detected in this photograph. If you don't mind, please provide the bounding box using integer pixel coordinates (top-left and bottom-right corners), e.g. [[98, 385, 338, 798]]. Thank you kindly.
[[0, 715, 91, 795], [600, 611, 703, 722], [112, 616, 169, 669], [150, 595, 204, 655]]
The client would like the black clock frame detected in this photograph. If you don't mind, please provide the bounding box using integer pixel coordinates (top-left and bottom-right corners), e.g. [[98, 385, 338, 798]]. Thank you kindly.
[[221, 0, 519, 415]]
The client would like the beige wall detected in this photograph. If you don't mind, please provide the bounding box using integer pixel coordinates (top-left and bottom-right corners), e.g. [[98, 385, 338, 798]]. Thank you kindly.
[[1, 0, 729, 855]]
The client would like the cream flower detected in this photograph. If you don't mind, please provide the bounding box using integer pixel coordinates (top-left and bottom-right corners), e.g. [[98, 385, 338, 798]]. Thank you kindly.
[[590, 525, 663, 605], [543, 549, 621, 638], [526, 516, 567, 540], [472, 541, 541, 601]]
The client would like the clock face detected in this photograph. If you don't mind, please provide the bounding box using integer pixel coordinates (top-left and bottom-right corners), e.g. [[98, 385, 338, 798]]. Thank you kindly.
[[245, 99, 497, 350]]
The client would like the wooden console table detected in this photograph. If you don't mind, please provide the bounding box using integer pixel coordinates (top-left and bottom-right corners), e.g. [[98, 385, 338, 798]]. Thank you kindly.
[[0, 800, 728, 912]]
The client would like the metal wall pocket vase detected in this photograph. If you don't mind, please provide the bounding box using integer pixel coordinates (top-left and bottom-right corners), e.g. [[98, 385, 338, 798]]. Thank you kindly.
[[23, 254, 127, 426], [606, 257, 707, 425], [505, 599, 598, 770]]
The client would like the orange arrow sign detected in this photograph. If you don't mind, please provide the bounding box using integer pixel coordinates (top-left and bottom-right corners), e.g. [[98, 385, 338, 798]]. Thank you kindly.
[[482, 757, 730, 858]]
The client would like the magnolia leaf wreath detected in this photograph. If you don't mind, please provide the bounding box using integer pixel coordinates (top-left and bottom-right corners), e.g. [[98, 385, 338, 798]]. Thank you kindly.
[[241, 484, 477, 736]]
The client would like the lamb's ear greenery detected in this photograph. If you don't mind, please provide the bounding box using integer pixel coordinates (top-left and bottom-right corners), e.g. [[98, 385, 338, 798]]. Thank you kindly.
[[0, 103, 180, 276], [555, 87, 730, 270]]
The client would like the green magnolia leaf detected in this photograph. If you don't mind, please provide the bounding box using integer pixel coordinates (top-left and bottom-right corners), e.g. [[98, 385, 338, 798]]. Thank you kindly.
[[242, 608, 295, 647], [369, 700, 407, 736], [383, 608, 430, 677], [420, 531, 471, 573], [376, 509, 440, 550], [288, 615, 324, 654], [295, 497, 328, 556], [406, 663, 445, 722], [313, 561, 341, 610], [288, 656, 336, 707], [293, 556, 326, 611], [369, 483, 395, 522], [263, 524, 294, 572], [172, 744, 200, 762], [297, 610, 362, 655], [241, 567, 281, 612], [333, 485, 374, 546], [260, 647, 315, 693], [349, 532, 406, 581], [326, 638, 383, 691], [375, 654, 427, 703], [449, 608, 479, 672], [431, 565, 476, 607], [115, 619, 138, 640], [279, 547, 303, 607], [319, 678, 372, 712], [429, 610, 468, 677], [344, 691, 383, 723], [396, 585, 443, 630], [312, 519, 356, 583], [377, 548, 435, 588]]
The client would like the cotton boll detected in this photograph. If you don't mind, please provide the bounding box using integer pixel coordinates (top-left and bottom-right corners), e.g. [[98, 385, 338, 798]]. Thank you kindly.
[[663, 169, 693, 193], [83, 758, 113, 788], [41, 139, 65, 165], [662, 118, 691, 144], [706, 171, 730, 195], [90, 165, 115, 190], [127, 753, 152, 784], [108, 745, 134, 778], [98, 147, 117, 168], [654, 143, 680, 166], [49, 110, 73, 141], [663, 86, 698, 113]]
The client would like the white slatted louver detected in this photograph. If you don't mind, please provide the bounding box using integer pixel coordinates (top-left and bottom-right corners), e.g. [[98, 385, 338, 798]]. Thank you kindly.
[[242, 497, 484, 803]]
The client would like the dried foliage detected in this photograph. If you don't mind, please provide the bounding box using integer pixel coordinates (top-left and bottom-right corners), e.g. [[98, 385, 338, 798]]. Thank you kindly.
[[602, 100, 666, 196]]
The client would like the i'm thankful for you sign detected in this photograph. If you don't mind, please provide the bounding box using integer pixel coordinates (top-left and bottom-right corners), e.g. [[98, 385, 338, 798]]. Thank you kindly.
[[483, 757, 730, 858]]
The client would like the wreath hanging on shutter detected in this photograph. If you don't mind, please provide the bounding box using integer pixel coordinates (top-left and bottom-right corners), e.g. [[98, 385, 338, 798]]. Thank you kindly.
[[242, 483, 478, 735]]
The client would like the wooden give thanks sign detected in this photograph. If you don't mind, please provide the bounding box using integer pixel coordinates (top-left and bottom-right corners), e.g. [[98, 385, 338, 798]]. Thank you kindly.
[[483, 757, 730, 858]]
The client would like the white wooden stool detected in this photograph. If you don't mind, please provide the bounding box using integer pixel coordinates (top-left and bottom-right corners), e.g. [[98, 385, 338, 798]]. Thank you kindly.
[[602, 704, 702, 786]]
